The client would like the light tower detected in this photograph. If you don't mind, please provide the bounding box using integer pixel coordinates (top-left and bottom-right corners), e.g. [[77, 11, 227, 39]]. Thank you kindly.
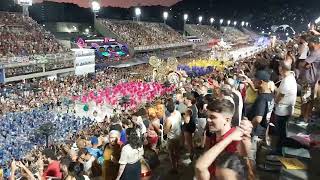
[[198, 16, 203, 25], [135, 7, 142, 22], [210, 18, 215, 26], [91, 1, 100, 26], [227, 20, 231, 26], [163, 11, 168, 24], [183, 14, 188, 36], [220, 19, 224, 25]]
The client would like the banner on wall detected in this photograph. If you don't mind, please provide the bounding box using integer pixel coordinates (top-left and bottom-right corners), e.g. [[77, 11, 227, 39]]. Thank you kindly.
[[71, 49, 95, 75]]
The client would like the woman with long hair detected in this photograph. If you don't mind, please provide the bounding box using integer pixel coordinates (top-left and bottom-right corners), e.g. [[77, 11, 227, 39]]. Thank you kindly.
[[147, 108, 161, 152], [116, 128, 144, 180], [181, 109, 196, 159]]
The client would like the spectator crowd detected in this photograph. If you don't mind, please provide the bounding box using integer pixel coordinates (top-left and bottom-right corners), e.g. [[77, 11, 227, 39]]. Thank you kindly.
[[99, 19, 186, 47], [0, 12, 66, 60], [0, 11, 320, 180], [221, 26, 250, 43], [186, 24, 222, 41]]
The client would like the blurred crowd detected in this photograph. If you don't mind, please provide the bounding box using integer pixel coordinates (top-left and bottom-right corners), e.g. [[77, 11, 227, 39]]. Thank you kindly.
[[99, 19, 185, 47], [0, 65, 158, 115], [187, 25, 222, 41], [186, 24, 251, 44], [1, 12, 320, 180], [0, 12, 66, 59], [221, 26, 250, 43]]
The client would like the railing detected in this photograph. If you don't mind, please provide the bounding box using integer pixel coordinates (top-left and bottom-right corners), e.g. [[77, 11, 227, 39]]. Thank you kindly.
[[134, 42, 194, 52], [0, 52, 75, 67], [4, 67, 75, 83]]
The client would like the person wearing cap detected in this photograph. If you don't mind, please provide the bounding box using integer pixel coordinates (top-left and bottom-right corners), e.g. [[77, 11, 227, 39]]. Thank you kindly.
[[298, 35, 320, 121], [86, 136, 103, 159], [274, 61, 297, 153], [247, 70, 275, 138]]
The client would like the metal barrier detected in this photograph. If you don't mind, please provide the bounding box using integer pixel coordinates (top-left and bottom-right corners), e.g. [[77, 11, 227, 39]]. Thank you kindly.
[[0, 51, 75, 66], [134, 42, 194, 52]]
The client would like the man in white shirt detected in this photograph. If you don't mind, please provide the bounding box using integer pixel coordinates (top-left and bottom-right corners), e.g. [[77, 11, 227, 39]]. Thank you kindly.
[[164, 100, 182, 173], [275, 61, 297, 153]]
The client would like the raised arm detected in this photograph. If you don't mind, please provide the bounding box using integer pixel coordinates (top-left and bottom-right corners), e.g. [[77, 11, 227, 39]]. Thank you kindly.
[[195, 128, 244, 180]]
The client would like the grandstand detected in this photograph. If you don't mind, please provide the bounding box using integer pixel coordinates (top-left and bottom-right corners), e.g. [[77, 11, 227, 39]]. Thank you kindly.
[[0, 12, 67, 60], [221, 26, 250, 43], [240, 27, 260, 40], [0, 12, 75, 83], [96, 19, 187, 48], [185, 24, 222, 42]]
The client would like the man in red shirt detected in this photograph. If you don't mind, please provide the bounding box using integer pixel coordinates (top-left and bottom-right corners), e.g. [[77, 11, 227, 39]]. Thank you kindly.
[[40, 148, 62, 180], [195, 98, 252, 180]]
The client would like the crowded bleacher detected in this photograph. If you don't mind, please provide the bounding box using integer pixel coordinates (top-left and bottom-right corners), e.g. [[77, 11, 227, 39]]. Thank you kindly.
[[98, 19, 186, 47], [0, 12, 66, 60], [221, 26, 250, 42], [186, 24, 222, 41]]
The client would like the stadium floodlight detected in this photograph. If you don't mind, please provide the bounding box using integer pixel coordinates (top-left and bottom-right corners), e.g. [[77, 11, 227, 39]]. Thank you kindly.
[[227, 20, 231, 26], [135, 7, 141, 16], [163, 11, 168, 24], [233, 21, 237, 26], [183, 14, 188, 37], [91, 1, 100, 13], [315, 17, 320, 24], [198, 16, 203, 24], [210, 18, 215, 25], [245, 22, 249, 27], [135, 7, 141, 21], [163, 11, 168, 20], [241, 21, 245, 26], [219, 19, 223, 24], [184, 14, 188, 21]]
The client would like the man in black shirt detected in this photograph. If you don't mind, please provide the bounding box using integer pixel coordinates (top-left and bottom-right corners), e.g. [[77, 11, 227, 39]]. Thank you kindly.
[[247, 70, 274, 138]]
